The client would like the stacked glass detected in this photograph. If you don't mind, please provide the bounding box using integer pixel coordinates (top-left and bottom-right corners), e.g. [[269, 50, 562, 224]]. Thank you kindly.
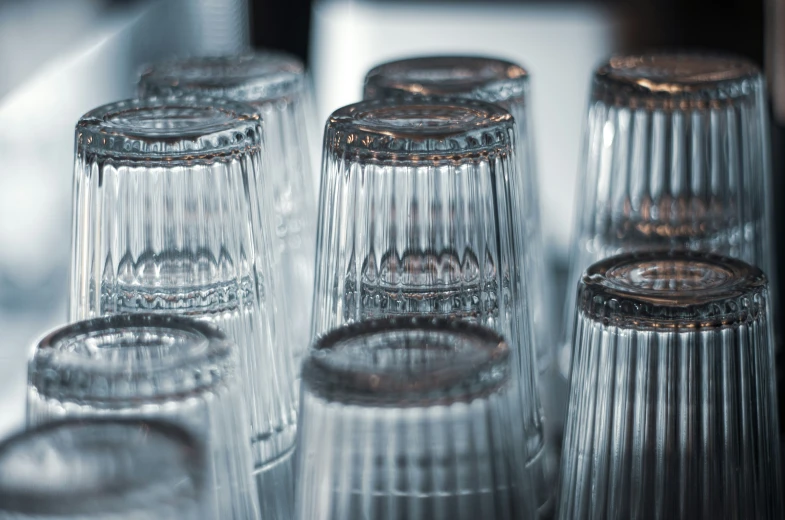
[[558, 251, 782, 519], [561, 53, 774, 377], [295, 318, 539, 520], [139, 52, 317, 363], [363, 56, 554, 377], [312, 97, 553, 513], [27, 314, 259, 518], [67, 96, 296, 516], [0, 418, 207, 519]]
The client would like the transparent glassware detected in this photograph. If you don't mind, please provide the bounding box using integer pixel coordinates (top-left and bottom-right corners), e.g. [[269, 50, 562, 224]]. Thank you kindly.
[[312, 97, 553, 513], [295, 317, 541, 520], [67, 96, 297, 512], [27, 314, 259, 519], [558, 251, 783, 519], [363, 56, 554, 376], [139, 53, 317, 364], [561, 53, 774, 378], [0, 418, 207, 519]]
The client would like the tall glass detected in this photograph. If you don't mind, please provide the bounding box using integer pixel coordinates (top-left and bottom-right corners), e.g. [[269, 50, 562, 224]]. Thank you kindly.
[[27, 314, 259, 519], [363, 56, 554, 376], [0, 418, 207, 519], [558, 251, 783, 519], [67, 96, 296, 515], [139, 52, 317, 362], [312, 97, 553, 513], [561, 53, 774, 378], [295, 318, 539, 520]]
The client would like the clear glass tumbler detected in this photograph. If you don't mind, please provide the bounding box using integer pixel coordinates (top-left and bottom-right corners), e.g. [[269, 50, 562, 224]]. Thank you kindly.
[[139, 53, 317, 363], [67, 96, 297, 511], [561, 53, 774, 378], [558, 251, 783, 519], [295, 317, 540, 520], [27, 314, 259, 519], [312, 97, 553, 513], [0, 418, 207, 519], [363, 56, 554, 376]]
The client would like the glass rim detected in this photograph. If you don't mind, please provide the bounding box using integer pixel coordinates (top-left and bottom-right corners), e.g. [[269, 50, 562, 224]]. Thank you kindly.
[[593, 52, 762, 107], [30, 314, 236, 403], [364, 55, 528, 100], [303, 317, 510, 407], [579, 250, 768, 329], [326, 97, 514, 163], [0, 418, 204, 514], [139, 51, 305, 104], [76, 95, 262, 161]]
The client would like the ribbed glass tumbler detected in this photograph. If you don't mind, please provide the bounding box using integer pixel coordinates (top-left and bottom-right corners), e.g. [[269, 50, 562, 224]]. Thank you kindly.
[[363, 56, 554, 375], [27, 314, 259, 519], [558, 251, 783, 519], [295, 318, 539, 520], [139, 53, 317, 362], [68, 96, 297, 513], [0, 418, 207, 519], [560, 53, 774, 377], [312, 97, 553, 513]]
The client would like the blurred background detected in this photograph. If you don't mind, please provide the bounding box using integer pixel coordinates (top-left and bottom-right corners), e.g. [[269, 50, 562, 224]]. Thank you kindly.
[[0, 0, 772, 435]]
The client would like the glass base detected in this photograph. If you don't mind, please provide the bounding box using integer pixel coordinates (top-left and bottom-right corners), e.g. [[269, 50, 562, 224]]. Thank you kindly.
[[254, 448, 295, 520]]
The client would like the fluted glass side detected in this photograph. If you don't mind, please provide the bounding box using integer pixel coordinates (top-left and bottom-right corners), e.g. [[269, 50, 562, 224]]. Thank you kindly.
[[139, 53, 317, 362], [0, 418, 207, 519], [295, 318, 540, 520], [561, 54, 774, 377], [68, 96, 297, 486], [27, 315, 259, 519], [363, 56, 554, 375], [558, 251, 783, 519], [312, 98, 552, 512]]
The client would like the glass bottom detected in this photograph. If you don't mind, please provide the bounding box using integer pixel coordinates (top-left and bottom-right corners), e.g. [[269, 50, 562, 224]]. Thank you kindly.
[[254, 447, 295, 520]]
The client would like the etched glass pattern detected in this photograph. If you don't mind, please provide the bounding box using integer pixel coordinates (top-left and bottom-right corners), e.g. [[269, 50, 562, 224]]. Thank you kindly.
[[312, 98, 552, 512], [561, 54, 774, 378], [363, 56, 554, 375], [558, 251, 783, 519], [295, 318, 541, 520], [27, 315, 260, 519], [0, 418, 207, 519], [67, 96, 298, 501], [139, 53, 317, 363]]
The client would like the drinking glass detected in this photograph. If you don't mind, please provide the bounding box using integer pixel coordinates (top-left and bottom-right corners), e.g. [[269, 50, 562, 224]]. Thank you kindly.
[[67, 96, 297, 513], [363, 56, 554, 376], [0, 418, 207, 519], [558, 250, 783, 519], [295, 317, 540, 520], [138, 53, 317, 363], [27, 314, 259, 519], [561, 53, 774, 378], [312, 97, 553, 512]]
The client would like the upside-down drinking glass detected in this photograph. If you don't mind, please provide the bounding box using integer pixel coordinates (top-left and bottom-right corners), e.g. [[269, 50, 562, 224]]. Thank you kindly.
[[312, 98, 553, 513], [0, 418, 207, 519], [558, 251, 783, 519], [27, 314, 259, 519], [67, 96, 297, 514], [139, 52, 317, 362], [363, 56, 554, 376], [295, 318, 540, 520], [560, 53, 774, 378]]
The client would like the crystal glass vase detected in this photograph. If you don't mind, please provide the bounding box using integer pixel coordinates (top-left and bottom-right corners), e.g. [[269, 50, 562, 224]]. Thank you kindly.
[[295, 318, 541, 520], [561, 53, 775, 379], [27, 314, 260, 519], [139, 52, 317, 363], [558, 251, 783, 519], [67, 96, 297, 513]]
